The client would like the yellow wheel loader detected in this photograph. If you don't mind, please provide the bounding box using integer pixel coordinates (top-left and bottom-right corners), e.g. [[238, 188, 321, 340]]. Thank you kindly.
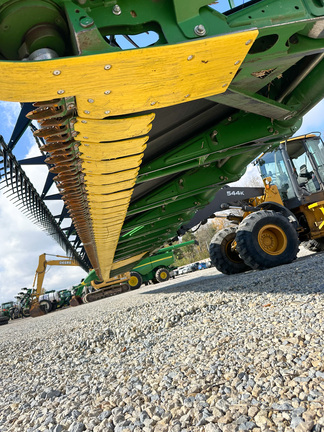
[[178, 134, 324, 275], [209, 133, 324, 274]]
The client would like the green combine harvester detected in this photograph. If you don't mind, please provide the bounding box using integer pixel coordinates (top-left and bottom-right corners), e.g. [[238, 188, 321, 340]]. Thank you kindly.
[[129, 240, 197, 289]]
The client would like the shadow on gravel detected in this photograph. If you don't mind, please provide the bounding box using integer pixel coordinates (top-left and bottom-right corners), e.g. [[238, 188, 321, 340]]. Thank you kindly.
[[141, 253, 324, 297]]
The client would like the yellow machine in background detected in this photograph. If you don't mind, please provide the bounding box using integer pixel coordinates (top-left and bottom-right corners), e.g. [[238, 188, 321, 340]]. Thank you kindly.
[[29, 253, 130, 316], [30, 254, 80, 317]]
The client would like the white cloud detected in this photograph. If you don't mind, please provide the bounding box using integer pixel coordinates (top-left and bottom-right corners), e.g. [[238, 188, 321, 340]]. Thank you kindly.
[[0, 193, 86, 303], [296, 100, 324, 136], [0, 104, 86, 304], [1, 102, 20, 141]]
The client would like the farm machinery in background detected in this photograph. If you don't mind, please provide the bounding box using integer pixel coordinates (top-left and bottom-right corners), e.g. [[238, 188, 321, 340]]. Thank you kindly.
[[128, 239, 198, 289], [2, 1, 324, 287], [29, 253, 130, 316], [70, 269, 130, 305], [0, 301, 14, 325], [29, 253, 80, 316]]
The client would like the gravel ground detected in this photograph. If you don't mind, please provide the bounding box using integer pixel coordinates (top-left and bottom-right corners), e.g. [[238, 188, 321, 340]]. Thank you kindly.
[[0, 247, 324, 432]]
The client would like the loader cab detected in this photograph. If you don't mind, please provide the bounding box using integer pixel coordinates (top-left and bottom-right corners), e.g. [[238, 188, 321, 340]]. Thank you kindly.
[[257, 134, 324, 209]]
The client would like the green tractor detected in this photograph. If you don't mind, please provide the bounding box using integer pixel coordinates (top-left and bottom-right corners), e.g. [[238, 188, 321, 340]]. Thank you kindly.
[[11, 288, 34, 318], [1, 301, 14, 318], [0, 301, 14, 325], [128, 240, 197, 290]]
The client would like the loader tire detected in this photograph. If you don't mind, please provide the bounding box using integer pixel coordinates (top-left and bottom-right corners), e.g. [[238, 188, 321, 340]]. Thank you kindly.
[[154, 267, 170, 283], [0, 316, 9, 325], [128, 271, 143, 290], [209, 226, 250, 275], [236, 210, 299, 270]]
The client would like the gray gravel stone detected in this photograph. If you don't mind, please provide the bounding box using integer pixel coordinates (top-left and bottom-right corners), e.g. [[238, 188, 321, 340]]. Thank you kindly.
[[1, 247, 323, 432], [68, 422, 85, 432]]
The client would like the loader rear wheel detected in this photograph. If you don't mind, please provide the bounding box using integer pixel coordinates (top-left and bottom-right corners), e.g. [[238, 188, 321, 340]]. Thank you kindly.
[[128, 271, 142, 290], [236, 210, 299, 270], [209, 226, 250, 275], [154, 267, 170, 283]]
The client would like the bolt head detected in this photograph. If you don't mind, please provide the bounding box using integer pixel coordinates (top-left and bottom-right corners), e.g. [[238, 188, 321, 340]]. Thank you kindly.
[[104, 65, 112, 70], [104, 90, 111, 95], [104, 110, 111, 114], [84, 110, 90, 114], [113, 4, 121, 15], [53, 70, 61, 76], [194, 24, 207, 37], [88, 98, 94, 103], [80, 17, 94, 28], [187, 55, 194, 61], [57, 90, 65, 95]]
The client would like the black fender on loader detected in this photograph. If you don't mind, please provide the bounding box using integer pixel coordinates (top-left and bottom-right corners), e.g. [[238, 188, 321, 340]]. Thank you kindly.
[[236, 210, 299, 270], [209, 226, 251, 275]]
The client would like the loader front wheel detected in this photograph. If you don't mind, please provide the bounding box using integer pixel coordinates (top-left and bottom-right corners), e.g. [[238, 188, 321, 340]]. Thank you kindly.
[[236, 210, 299, 270], [129, 271, 143, 290], [209, 226, 250, 275]]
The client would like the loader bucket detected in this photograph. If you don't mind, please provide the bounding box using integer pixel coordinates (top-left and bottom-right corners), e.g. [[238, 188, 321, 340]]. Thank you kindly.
[[30, 303, 46, 318], [69, 296, 83, 307]]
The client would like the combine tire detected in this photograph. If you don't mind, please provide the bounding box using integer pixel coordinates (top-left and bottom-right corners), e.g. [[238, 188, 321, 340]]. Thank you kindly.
[[128, 271, 143, 290], [236, 210, 299, 270], [154, 267, 170, 283], [0, 316, 9, 325], [39, 300, 52, 313], [209, 226, 250, 275]]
